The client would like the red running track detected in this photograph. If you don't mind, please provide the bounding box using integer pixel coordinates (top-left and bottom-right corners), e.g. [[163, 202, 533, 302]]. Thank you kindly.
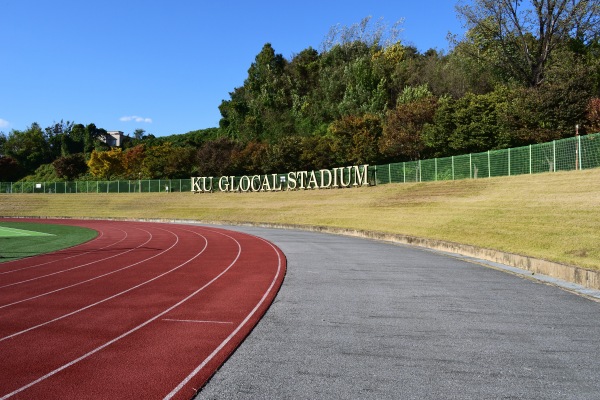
[[0, 218, 286, 400]]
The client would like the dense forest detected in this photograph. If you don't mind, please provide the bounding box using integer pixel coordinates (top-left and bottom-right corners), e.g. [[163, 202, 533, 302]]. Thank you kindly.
[[2, 1, 600, 182]]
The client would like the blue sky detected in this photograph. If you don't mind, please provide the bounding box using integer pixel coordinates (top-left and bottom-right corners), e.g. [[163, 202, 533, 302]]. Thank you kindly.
[[0, 0, 466, 137]]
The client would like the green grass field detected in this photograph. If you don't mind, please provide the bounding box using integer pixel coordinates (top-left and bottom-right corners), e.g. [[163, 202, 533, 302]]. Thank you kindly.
[[1, 168, 599, 270], [0, 221, 97, 262]]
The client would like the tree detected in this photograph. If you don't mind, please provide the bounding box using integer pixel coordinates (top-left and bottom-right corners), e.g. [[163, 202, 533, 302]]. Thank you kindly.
[[122, 144, 146, 179], [264, 136, 304, 172], [329, 114, 383, 165], [52, 153, 88, 180], [195, 138, 241, 176], [2, 123, 53, 174], [456, 0, 600, 87], [87, 148, 124, 180], [69, 124, 87, 154], [0, 156, 25, 182], [299, 135, 341, 170], [380, 96, 438, 161], [585, 97, 600, 132], [139, 143, 196, 179], [133, 129, 145, 140]]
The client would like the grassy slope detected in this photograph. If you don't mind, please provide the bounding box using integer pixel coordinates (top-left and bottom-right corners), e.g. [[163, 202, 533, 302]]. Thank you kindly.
[[1, 169, 599, 270]]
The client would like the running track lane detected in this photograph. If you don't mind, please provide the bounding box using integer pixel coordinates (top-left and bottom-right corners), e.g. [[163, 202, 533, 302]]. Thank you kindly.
[[0, 218, 286, 400]]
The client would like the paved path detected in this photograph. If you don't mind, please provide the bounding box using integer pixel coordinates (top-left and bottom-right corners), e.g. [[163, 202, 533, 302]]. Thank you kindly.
[[195, 225, 600, 400]]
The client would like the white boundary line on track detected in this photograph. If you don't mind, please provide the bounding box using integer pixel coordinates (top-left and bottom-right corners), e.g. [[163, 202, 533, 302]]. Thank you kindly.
[[0, 228, 152, 288], [162, 319, 234, 325], [0, 227, 189, 340], [164, 232, 283, 400], [0, 226, 234, 400], [0, 228, 172, 310]]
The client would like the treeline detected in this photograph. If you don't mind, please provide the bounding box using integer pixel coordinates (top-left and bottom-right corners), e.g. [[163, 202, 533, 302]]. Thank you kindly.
[[2, 3, 600, 182]]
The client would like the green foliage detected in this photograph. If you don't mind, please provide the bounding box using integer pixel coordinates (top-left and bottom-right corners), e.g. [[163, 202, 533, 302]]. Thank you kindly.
[[195, 138, 241, 176], [52, 153, 88, 181], [21, 163, 60, 182], [2, 123, 54, 174], [141, 143, 196, 179], [87, 148, 124, 180], [380, 96, 438, 161], [0, 156, 25, 181], [456, 0, 600, 87], [329, 114, 383, 165]]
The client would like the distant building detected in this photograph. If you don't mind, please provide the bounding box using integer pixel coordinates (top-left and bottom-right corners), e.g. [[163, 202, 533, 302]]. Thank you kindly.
[[102, 131, 124, 147]]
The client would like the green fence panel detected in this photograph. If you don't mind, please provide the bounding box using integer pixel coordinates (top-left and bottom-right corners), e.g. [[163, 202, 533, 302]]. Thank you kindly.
[[509, 146, 530, 176], [452, 154, 469, 180], [581, 134, 600, 169], [421, 159, 436, 182], [470, 152, 489, 179], [555, 138, 577, 171], [489, 150, 508, 177], [391, 162, 404, 183], [1, 182, 12, 193], [531, 141, 555, 174]]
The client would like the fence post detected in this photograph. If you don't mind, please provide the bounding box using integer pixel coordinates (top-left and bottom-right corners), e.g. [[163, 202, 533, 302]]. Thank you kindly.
[[529, 145, 532, 174], [452, 156, 455, 180], [419, 160, 422, 182], [578, 134, 582, 170], [435, 158, 438, 181], [388, 164, 391, 184], [403, 162, 406, 183], [469, 154, 472, 179], [508, 148, 511, 176], [553, 140, 556, 172], [488, 151, 491, 178]]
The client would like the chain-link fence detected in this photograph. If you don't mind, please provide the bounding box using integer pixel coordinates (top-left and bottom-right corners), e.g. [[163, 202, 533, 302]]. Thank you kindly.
[[0, 179, 192, 194], [1, 133, 599, 194], [373, 133, 600, 184]]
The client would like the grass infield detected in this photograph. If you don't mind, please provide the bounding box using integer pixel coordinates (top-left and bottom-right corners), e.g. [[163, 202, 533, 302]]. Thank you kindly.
[[0, 221, 97, 262], [0, 168, 598, 270]]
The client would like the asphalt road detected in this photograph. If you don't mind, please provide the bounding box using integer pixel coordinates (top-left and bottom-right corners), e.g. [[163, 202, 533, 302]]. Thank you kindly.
[[193, 225, 600, 400]]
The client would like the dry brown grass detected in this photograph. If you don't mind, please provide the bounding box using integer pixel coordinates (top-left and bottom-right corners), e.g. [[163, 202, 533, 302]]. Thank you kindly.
[[2, 169, 599, 270]]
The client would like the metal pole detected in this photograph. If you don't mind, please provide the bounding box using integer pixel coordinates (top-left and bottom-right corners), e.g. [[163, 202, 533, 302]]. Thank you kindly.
[[575, 124, 580, 170], [469, 154, 472, 179], [529, 145, 532, 174], [553, 140, 556, 172], [577, 135, 583, 170]]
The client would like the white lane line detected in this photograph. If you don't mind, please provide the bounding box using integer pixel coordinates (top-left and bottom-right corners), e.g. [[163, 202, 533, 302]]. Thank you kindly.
[[164, 230, 283, 400], [162, 319, 234, 325], [0, 227, 237, 400], [0, 227, 184, 340], [0, 228, 152, 288], [0, 228, 173, 310]]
